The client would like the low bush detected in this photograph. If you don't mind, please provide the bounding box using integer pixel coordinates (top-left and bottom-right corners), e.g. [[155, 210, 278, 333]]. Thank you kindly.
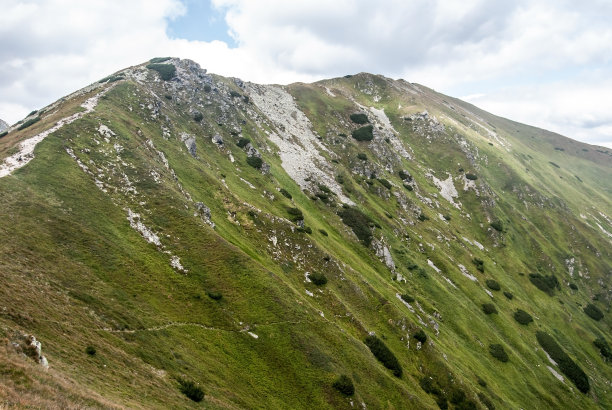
[[549, 161, 560, 168], [338, 207, 374, 246], [536, 331, 589, 393], [236, 138, 251, 148], [404, 184, 413, 191], [584, 303, 604, 321], [482, 303, 498, 315], [177, 378, 205, 402], [150, 57, 171, 63], [357, 153, 368, 160], [413, 329, 427, 344], [246, 156, 263, 169], [513, 309, 533, 325], [400, 294, 415, 303], [350, 113, 369, 124], [203, 84, 212, 92], [465, 173, 478, 180], [318, 184, 332, 194], [0, 131, 8, 138], [569, 283, 578, 290], [309, 272, 327, 286], [332, 375, 355, 396], [486, 279, 501, 291], [490, 221, 504, 232], [528, 273, 559, 295], [85, 346, 96, 356], [193, 112, 203, 122], [399, 170, 412, 180], [279, 188, 292, 199], [378, 178, 392, 189], [489, 344, 509, 362], [503, 291, 514, 300], [593, 337, 611, 361], [364, 335, 402, 377], [319, 229, 328, 236], [418, 213, 429, 221], [286, 207, 303, 221], [473, 258, 484, 272], [207, 291, 222, 300], [477, 392, 495, 410], [351, 125, 374, 141], [146, 63, 176, 81], [18, 117, 40, 130], [229, 90, 241, 98]]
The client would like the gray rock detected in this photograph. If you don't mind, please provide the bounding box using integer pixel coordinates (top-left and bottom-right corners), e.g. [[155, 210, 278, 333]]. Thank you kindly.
[[195, 202, 215, 228], [245, 143, 261, 158], [261, 162, 270, 174], [0, 118, 8, 133], [180, 133, 197, 157], [212, 134, 224, 146]]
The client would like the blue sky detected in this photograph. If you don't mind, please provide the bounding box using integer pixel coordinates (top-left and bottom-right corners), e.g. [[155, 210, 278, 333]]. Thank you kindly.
[[1, 0, 611, 148]]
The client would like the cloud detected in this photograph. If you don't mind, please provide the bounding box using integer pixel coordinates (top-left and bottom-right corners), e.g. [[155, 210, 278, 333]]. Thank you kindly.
[[0, 0, 611, 148]]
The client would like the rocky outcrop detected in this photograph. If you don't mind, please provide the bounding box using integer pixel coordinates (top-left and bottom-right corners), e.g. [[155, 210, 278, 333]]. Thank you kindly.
[[0, 118, 8, 133]]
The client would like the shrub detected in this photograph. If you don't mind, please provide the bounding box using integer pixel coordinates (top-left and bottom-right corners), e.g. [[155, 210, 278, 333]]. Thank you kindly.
[[236, 137, 251, 148], [486, 279, 501, 291], [398, 170, 412, 181], [364, 335, 402, 377], [309, 272, 327, 286], [246, 156, 263, 169], [279, 188, 292, 199], [351, 125, 374, 141], [593, 337, 611, 361], [193, 112, 203, 122], [18, 117, 40, 130], [85, 346, 96, 356], [400, 294, 415, 303], [332, 375, 355, 396], [357, 153, 368, 160], [286, 207, 303, 221], [513, 309, 533, 325], [207, 291, 222, 300], [473, 258, 484, 273], [318, 184, 332, 194], [0, 131, 8, 138], [177, 378, 205, 402], [418, 213, 429, 221], [584, 303, 604, 321], [378, 178, 392, 189], [465, 173, 478, 180], [337, 207, 374, 246], [350, 113, 369, 124], [413, 329, 427, 344], [490, 221, 503, 232], [229, 90, 241, 98], [482, 303, 498, 315], [536, 331, 589, 393], [404, 184, 413, 191], [477, 392, 495, 410], [549, 161, 560, 168], [146, 63, 176, 81], [569, 283, 578, 290], [150, 57, 171, 63], [528, 273, 559, 295], [489, 344, 508, 362], [319, 229, 328, 236], [203, 84, 212, 92]]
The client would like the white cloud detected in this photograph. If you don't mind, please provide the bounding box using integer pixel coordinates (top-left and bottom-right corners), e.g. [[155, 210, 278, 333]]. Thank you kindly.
[[0, 0, 611, 148]]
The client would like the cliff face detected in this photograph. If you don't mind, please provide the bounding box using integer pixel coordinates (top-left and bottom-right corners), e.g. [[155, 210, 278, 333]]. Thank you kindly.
[[0, 58, 610, 409]]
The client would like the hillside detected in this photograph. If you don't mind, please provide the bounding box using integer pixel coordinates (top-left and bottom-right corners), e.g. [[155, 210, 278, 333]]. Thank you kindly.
[[0, 58, 610, 409]]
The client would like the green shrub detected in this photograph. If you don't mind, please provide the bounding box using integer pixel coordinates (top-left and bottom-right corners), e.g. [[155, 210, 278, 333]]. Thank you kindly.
[[150, 57, 171, 63], [318, 184, 331, 194], [404, 184, 413, 191], [279, 188, 292, 199], [357, 153, 368, 160], [332, 375, 354, 396], [350, 113, 369, 124], [569, 283, 578, 290], [193, 112, 203, 122], [0, 131, 7, 138], [400, 294, 415, 303], [203, 84, 212, 92], [489, 344, 509, 362], [229, 90, 241, 98], [207, 291, 222, 300], [309, 272, 327, 286], [413, 329, 427, 344], [490, 221, 503, 232], [473, 258, 484, 273], [85, 346, 96, 356], [18, 117, 40, 130], [378, 178, 392, 189], [465, 173, 478, 180], [418, 213, 429, 221], [486, 279, 501, 291], [482, 303, 498, 315], [549, 161, 560, 168], [398, 170, 412, 181], [528, 273, 559, 295], [337, 207, 374, 246], [246, 156, 263, 169], [513, 309, 533, 325], [536, 331, 589, 393], [419, 377, 440, 395], [286, 207, 303, 221], [477, 392, 495, 410], [177, 378, 205, 402], [584, 303, 604, 321], [593, 337, 611, 361], [352, 125, 374, 141], [503, 291, 514, 300], [236, 137, 251, 148], [364, 335, 402, 377], [146, 63, 176, 80], [319, 229, 328, 236]]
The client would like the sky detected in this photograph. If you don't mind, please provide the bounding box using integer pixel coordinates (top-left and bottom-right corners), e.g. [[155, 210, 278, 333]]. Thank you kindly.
[[1, 0, 612, 148]]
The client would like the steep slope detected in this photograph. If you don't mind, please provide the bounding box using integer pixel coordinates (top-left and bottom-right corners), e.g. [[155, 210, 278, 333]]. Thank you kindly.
[[0, 58, 610, 409]]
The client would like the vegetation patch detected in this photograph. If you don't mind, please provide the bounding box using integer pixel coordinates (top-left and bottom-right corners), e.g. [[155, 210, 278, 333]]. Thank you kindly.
[[489, 344, 509, 362], [513, 309, 533, 325], [207, 291, 223, 300], [18, 117, 40, 130], [332, 375, 355, 396], [246, 156, 263, 169], [351, 125, 374, 141], [465, 173, 478, 180], [400, 294, 414, 304], [583, 303, 604, 321], [286, 207, 303, 222], [357, 153, 368, 160], [593, 337, 611, 362], [150, 57, 172, 63], [377, 178, 392, 189], [0, 131, 8, 138], [193, 112, 203, 122], [490, 221, 504, 232], [364, 335, 402, 377], [399, 170, 411, 180], [485, 279, 501, 291], [413, 329, 427, 344], [337, 207, 374, 246], [308, 272, 327, 286], [85, 346, 96, 356], [279, 188, 292, 199], [528, 273, 559, 295], [146, 63, 176, 81], [536, 331, 589, 393], [473, 258, 484, 272], [349, 113, 369, 124], [503, 291, 514, 300], [177, 378, 205, 402], [482, 303, 498, 315], [318, 229, 328, 236]]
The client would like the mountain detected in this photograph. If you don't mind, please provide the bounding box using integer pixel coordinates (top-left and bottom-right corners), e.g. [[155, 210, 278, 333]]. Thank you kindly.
[[0, 57, 610, 409], [0, 119, 8, 133]]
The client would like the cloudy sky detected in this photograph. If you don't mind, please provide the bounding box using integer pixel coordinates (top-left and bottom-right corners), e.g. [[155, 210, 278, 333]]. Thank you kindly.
[[2, 0, 612, 148]]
